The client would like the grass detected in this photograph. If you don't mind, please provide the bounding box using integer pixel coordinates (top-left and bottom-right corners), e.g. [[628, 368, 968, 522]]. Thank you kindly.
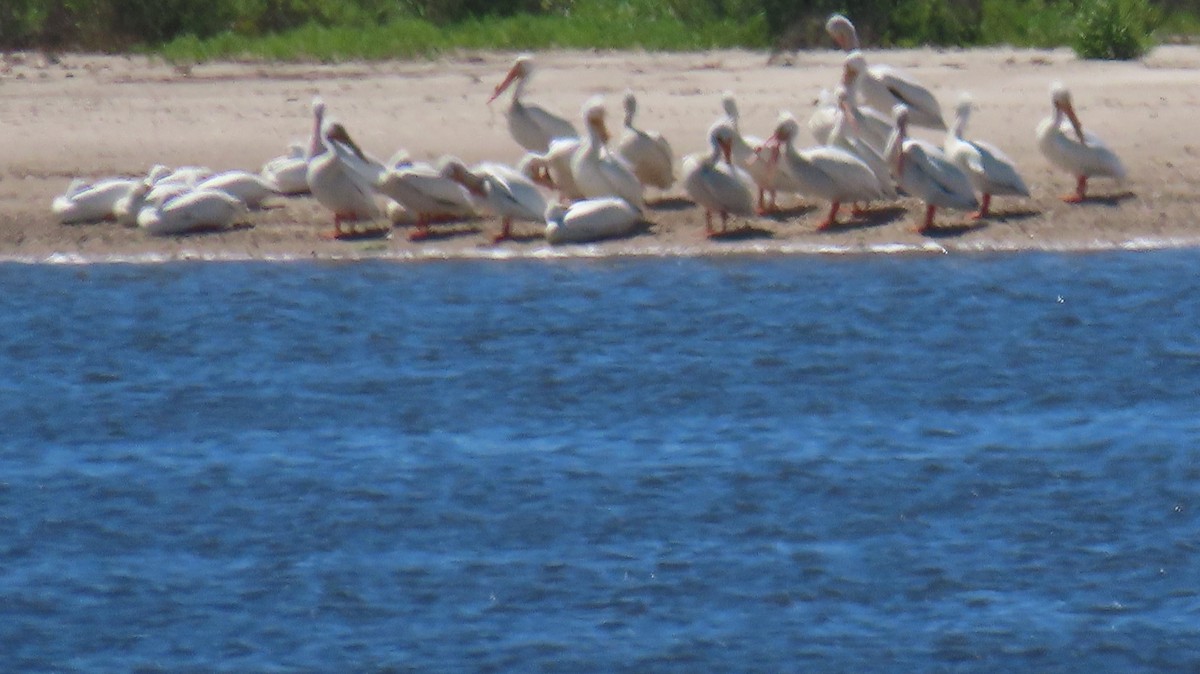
[[157, 7, 770, 63]]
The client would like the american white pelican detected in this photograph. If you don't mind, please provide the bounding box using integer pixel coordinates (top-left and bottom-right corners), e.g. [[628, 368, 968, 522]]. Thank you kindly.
[[136, 189, 247, 236], [720, 92, 778, 213], [827, 87, 897, 200], [944, 94, 1030, 218], [829, 14, 944, 131], [518, 137, 584, 202], [113, 180, 154, 227], [443, 158, 547, 243], [261, 142, 310, 195], [811, 83, 892, 155], [570, 97, 645, 210], [615, 91, 675, 193], [762, 113, 885, 230], [488, 54, 578, 154], [887, 106, 978, 233], [51, 177, 138, 224], [682, 120, 755, 236], [1037, 82, 1126, 203], [306, 99, 383, 239], [376, 158, 478, 241], [194, 170, 280, 209], [544, 197, 641, 244]]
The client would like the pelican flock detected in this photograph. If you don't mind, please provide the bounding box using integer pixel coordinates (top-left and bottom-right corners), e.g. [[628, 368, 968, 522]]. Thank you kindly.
[[52, 16, 1129, 244]]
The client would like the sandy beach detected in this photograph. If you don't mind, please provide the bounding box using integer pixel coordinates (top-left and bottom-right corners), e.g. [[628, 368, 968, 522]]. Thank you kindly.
[[2, 45, 1200, 262]]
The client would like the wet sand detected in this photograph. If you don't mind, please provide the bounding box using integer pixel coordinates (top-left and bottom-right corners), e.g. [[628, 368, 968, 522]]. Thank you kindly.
[[2, 46, 1200, 262]]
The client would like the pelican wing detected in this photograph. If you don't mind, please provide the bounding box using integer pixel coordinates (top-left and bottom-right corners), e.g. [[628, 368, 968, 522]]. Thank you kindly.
[[908, 146, 977, 210], [970, 139, 1030, 196], [479, 162, 547, 221], [379, 166, 475, 215], [808, 147, 885, 201], [870, 64, 945, 128]]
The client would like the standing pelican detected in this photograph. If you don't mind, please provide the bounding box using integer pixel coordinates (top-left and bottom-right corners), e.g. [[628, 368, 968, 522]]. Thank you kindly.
[[829, 13, 945, 130], [376, 158, 478, 241], [721, 92, 778, 213], [443, 158, 547, 243], [570, 97, 645, 210], [615, 91, 675, 194], [682, 120, 755, 236], [544, 197, 641, 245], [488, 54, 578, 153], [944, 94, 1030, 218], [1036, 82, 1126, 203], [761, 113, 884, 230], [827, 86, 897, 200], [305, 99, 382, 239], [887, 105, 978, 233]]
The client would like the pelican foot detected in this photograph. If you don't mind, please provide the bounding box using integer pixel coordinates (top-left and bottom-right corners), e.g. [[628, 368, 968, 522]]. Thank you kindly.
[[408, 228, 431, 242], [913, 225, 934, 236], [491, 232, 512, 244], [816, 219, 838, 231], [1061, 194, 1085, 204], [970, 211, 988, 221]]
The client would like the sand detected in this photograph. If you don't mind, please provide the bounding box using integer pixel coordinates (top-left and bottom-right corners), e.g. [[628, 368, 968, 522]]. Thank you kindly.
[[2, 46, 1200, 262]]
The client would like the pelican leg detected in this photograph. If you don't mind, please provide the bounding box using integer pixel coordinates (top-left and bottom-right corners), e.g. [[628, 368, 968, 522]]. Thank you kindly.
[[492, 217, 513, 244], [703, 209, 714, 236], [321, 213, 345, 240], [409, 214, 430, 241], [756, 188, 767, 215], [1062, 176, 1087, 203], [915, 204, 937, 234], [850, 202, 869, 217], [817, 201, 841, 231], [972, 194, 992, 220]]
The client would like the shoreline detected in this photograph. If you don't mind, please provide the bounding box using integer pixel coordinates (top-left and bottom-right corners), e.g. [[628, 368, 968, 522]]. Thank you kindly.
[[3, 46, 1200, 263]]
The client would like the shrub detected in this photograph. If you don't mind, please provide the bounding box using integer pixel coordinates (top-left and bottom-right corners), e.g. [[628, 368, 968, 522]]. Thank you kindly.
[[1071, 0, 1158, 59]]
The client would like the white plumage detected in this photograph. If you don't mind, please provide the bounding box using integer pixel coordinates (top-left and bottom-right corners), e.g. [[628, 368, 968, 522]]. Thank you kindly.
[[544, 197, 641, 245], [570, 97, 645, 211], [682, 120, 756, 236], [488, 54, 578, 154], [944, 94, 1030, 218], [1036, 82, 1126, 203], [615, 91, 675, 192]]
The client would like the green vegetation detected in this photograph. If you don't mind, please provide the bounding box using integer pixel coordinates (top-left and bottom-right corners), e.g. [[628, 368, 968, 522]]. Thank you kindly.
[[0, 0, 1187, 62]]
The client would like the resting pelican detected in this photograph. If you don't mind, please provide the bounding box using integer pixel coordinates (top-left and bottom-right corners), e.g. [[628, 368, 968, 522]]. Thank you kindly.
[[51, 177, 140, 224], [1037, 82, 1126, 203], [762, 113, 884, 230], [720, 92, 777, 213], [944, 94, 1030, 218], [136, 189, 247, 236], [376, 158, 478, 241], [887, 106, 978, 233], [544, 197, 641, 245], [261, 142, 310, 195], [615, 91, 675, 193], [305, 99, 382, 239], [827, 87, 897, 200], [443, 158, 547, 242], [570, 97, 645, 210], [829, 13, 944, 131], [194, 170, 280, 209], [519, 137, 584, 202], [488, 54, 578, 153], [682, 120, 755, 236]]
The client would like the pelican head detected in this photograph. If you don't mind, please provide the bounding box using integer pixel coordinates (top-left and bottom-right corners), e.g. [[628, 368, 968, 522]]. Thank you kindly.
[[891, 104, 910, 135], [440, 156, 486, 197], [518, 153, 555, 190], [721, 91, 739, 123], [709, 121, 737, 166], [325, 122, 367, 162], [842, 51, 866, 87], [772, 113, 800, 143], [583, 96, 609, 144], [825, 14, 860, 51], [953, 93, 974, 138], [623, 90, 637, 127], [489, 53, 533, 103], [312, 96, 326, 117], [1050, 81, 1085, 142]]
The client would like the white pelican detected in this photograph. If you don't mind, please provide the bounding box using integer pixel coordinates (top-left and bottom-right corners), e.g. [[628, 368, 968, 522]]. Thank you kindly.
[[443, 158, 547, 242], [827, 87, 898, 201], [376, 158, 478, 241], [488, 54, 578, 154], [720, 92, 778, 213], [136, 189, 247, 236], [761, 113, 885, 230], [544, 197, 641, 245], [570, 97, 645, 210], [829, 14, 944, 131], [887, 106, 978, 233], [113, 180, 154, 227], [682, 120, 755, 236], [261, 142, 310, 195], [51, 177, 138, 224], [519, 137, 584, 202], [194, 170, 280, 209], [944, 94, 1030, 218], [1037, 82, 1126, 203], [811, 83, 892, 155], [305, 99, 383, 239], [615, 91, 675, 193]]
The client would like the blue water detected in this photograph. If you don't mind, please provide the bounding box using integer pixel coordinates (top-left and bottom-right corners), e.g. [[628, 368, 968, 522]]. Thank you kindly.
[[2, 252, 1199, 671]]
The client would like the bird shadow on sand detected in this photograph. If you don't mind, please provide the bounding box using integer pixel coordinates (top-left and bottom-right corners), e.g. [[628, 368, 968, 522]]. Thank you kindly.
[[647, 197, 695, 212], [986, 208, 1041, 223], [401, 224, 483, 242], [707, 223, 775, 241], [1070, 191, 1136, 207], [173, 221, 256, 238], [922, 221, 989, 239], [761, 203, 818, 221], [819, 205, 908, 232]]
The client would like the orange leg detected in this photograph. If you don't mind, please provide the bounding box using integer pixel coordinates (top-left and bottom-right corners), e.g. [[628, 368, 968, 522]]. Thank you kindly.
[[704, 209, 714, 236], [915, 204, 937, 234], [817, 201, 841, 231], [1062, 176, 1087, 203], [972, 193, 992, 220], [492, 218, 513, 243]]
